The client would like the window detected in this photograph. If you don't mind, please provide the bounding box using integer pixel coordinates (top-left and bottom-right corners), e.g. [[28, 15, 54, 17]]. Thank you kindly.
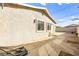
[[37, 20, 44, 31], [0, 3, 3, 9], [47, 23, 51, 30]]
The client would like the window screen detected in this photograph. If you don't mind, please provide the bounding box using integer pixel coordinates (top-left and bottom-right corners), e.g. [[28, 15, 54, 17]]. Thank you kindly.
[[37, 20, 44, 31], [47, 23, 51, 30]]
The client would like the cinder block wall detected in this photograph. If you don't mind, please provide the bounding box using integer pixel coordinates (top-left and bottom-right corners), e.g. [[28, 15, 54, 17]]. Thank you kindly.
[[77, 26, 79, 38]]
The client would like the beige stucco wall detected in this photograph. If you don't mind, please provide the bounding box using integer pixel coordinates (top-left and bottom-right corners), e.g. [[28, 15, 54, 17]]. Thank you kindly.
[[0, 6, 55, 46]]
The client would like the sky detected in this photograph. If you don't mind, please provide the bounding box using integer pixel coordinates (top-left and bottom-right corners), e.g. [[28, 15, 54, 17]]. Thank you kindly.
[[27, 3, 79, 27]]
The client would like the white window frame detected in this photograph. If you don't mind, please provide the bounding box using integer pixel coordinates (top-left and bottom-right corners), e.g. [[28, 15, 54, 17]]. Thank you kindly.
[[0, 3, 4, 9], [36, 19, 45, 32], [46, 23, 52, 31]]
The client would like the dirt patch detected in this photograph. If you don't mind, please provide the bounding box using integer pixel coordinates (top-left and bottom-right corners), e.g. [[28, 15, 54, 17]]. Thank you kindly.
[[59, 51, 73, 56]]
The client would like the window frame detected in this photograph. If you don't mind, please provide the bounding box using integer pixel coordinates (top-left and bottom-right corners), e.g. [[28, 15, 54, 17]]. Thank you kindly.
[[36, 20, 45, 32], [0, 3, 4, 9], [47, 23, 52, 31]]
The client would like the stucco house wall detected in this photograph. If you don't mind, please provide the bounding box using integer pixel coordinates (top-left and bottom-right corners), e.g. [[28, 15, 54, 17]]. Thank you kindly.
[[0, 3, 55, 46]]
